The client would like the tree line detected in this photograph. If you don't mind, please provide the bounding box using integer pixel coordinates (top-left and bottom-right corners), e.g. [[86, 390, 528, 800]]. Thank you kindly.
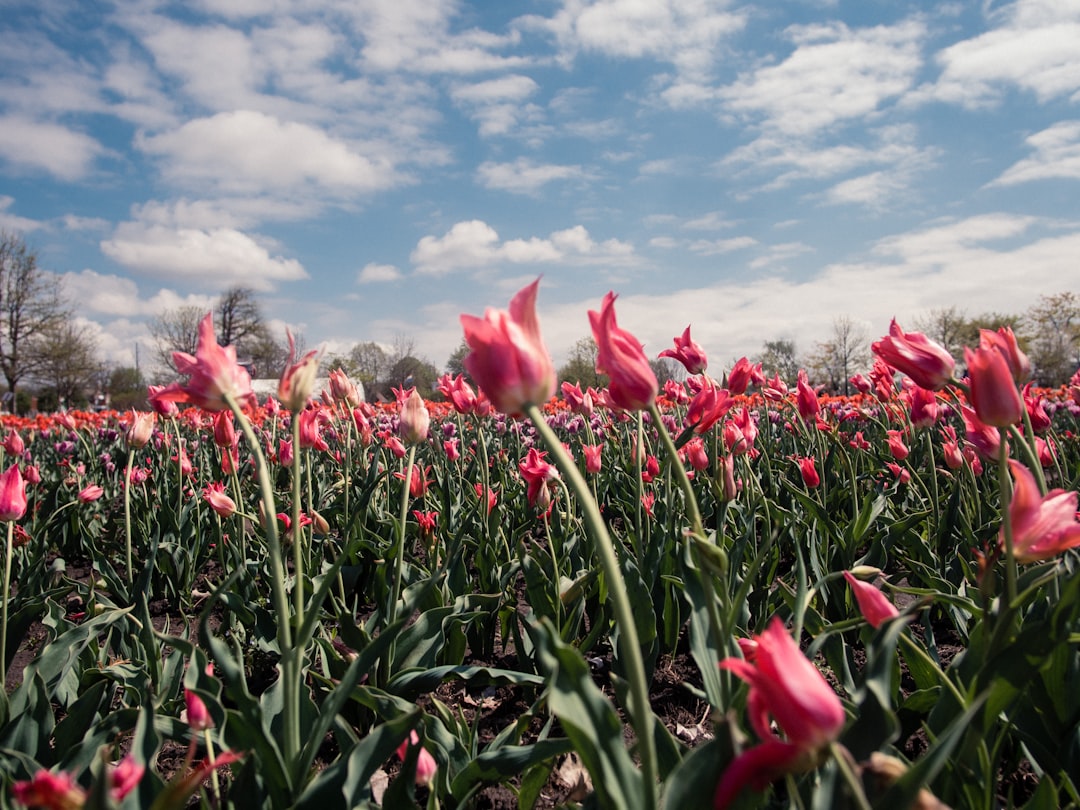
[[2, 229, 1078, 413]]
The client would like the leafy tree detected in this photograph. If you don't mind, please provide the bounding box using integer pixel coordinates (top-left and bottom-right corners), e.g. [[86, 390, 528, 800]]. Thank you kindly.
[[1023, 292, 1080, 385], [755, 339, 801, 383], [444, 339, 474, 385], [107, 366, 148, 410], [0, 231, 71, 412], [912, 306, 969, 361], [558, 336, 607, 389], [382, 355, 439, 399], [348, 341, 389, 392]]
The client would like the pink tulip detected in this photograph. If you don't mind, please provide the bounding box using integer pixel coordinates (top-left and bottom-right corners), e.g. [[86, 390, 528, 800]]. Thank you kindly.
[[185, 688, 214, 731], [843, 571, 900, 628], [1003, 460, 1080, 564], [203, 482, 237, 518], [886, 430, 909, 461], [396, 730, 438, 787], [147, 384, 181, 417], [561, 381, 594, 416], [12, 769, 87, 810], [399, 388, 430, 445], [162, 313, 256, 412], [77, 484, 104, 504], [110, 754, 144, 802], [872, 319, 955, 391], [908, 386, 939, 428], [726, 357, 763, 396], [328, 368, 361, 406], [589, 292, 658, 411], [3, 429, 24, 456], [583, 443, 603, 474], [278, 329, 321, 411], [0, 464, 27, 522], [658, 325, 708, 375], [715, 618, 845, 809], [795, 371, 819, 421], [460, 278, 556, 417], [684, 438, 709, 471], [796, 456, 820, 489], [212, 410, 235, 449], [965, 345, 1023, 428], [979, 327, 1030, 384], [125, 411, 155, 449]]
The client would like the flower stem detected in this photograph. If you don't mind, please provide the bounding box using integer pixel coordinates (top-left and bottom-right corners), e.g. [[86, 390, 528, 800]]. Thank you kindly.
[[526, 404, 658, 809], [996, 431, 1018, 607], [383, 445, 417, 683], [1, 521, 12, 686]]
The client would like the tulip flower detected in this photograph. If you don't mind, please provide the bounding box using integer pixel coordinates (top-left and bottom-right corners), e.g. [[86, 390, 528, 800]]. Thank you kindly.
[[561, 380, 595, 416], [3, 429, 24, 456], [872, 319, 955, 391], [185, 687, 214, 731], [203, 482, 237, 518], [328, 368, 361, 406], [158, 313, 256, 412], [12, 769, 87, 810], [715, 618, 846, 809], [908, 386, 939, 428], [726, 357, 763, 396], [964, 345, 1024, 428], [1003, 460, 1080, 564], [686, 382, 732, 434], [460, 278, 556, 418], [125, 410, 155, 449], [212, 410, 235, 449], [77, 484, 104, 504], [659, 325, 708, 375], [519, 448, 559, 509], [589, 292, 658, 411], [979, 326, 1030, 384], [886, 430, 909, 461], [961, 404, 1000, 460], [795, 371, 819, 421], [684, 437, 709, 471], [843, 571, 900, 628], [796, 456, 820, 488], [399, 387, 430, 444], [278, 329, 321, 411], [718, 453, 739, 502], [396, 730, 438, 787], [0, 464, 27, 522], [583, 443, 603, 474]]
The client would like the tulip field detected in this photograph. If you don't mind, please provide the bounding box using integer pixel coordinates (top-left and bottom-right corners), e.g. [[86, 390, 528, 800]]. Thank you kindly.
[[2, 284, 1080, 810]]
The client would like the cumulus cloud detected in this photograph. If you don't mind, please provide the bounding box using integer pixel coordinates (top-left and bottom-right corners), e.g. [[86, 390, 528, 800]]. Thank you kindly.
[[0, 116, 107, 181], [411, 220, 636, 275], [719, 20, 924, 136], [451, 74, 540, 136], [476, 158, 586, 194], [0, 196, 43, 232], [357, 262, 402, 283], [137, 110, 399, 196], [60, 269, 216, 318], [688, 236, 758, 255], [989, 121, 1080, 186], [101, 221, 308, 290]]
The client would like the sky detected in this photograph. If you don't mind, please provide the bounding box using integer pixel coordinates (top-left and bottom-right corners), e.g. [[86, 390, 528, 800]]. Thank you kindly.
[[1, 0, 1079, 382]]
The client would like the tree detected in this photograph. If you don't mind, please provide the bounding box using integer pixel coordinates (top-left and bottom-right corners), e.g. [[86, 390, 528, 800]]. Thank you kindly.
[[383, 355, 439, 399], [444, 339, 474, 383], [1023, 292, 1080, 385], [33, 320, 102, 407], [755, 339, 800, 383], [217, 286, 267, 350], [0, 232, 71, 413], [913, 306, 968, 361], [107, 366, 148, 410], [348, 341, 389, 392], [150, 304, 204, 375], [650, 357, 681, 386], [805, 317, 869, 394], [557, 336, 606, 389]]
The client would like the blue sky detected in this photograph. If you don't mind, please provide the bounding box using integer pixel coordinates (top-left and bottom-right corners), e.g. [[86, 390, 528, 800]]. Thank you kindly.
[[2, 0, 1079, 379]]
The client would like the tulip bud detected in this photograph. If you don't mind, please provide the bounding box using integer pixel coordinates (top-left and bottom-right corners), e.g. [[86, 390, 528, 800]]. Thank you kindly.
[[399, 388, 430, 445]]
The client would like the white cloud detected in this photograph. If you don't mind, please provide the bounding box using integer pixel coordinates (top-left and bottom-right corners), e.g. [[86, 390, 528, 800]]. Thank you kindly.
[[137, 111, 399, 196], [101, 221, 308, 290], [451, 74, 540, 136], [0, 116, 107, 181], [357, 262, 402, 283], [682, 211, 736, 230], [476, 158, 586, 194], [916, 1, 1080, 107], [989, 121, 1080, 186], [749, 242, 814, 270], [719, 20, 924, 136], [689, 236, 758, 255], [60, 269, 215, 318], [411, 219, 636, 275], [0, 196, 44, 232]]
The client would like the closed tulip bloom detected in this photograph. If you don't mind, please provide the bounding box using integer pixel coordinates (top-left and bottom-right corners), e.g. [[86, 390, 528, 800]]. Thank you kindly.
[[843, 571, 900, 628], [797, 456, 820, 488], [961, 404, 1000, 460], [461, 278, 556, 418], [278, 329, 321, 411], [684, 438, 709, 471], [980, 327, 1030, 384], [886, 430, 909, 461], [12, 769, 87, 810], [328, 368, 361, 406], [396, 730, 438, 787], [908, 386, 939, 428], [162, 313, 256, 412], [0, 464, 27, 522], [872, 319, 955, 391], [715, 618, 845, 809], [589, 292, 658, 411], [78, 484, 104, 503], [125, 410, 155, 449], [583, 443, 603, 474], [203, 482, 237, 518], [185, 687, 214, 731], [659, 325, 708, 375], [3, 429, 24, 456], [795, 371, 819, 421], [965, 345, 1024, 428], [399, 388, 430, 444], [212, 410, 235, 448], [1003, 460, 1080, 564], [726, 357, 763, 396]]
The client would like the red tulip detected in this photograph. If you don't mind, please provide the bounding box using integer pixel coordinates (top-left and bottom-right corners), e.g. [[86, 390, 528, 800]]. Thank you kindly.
[[908, 386, 939, 428], [658, 325, 708, 375], [886, 430, 909, 461], [796, 456, 820, 489], [843, 571, 900, 628], [979, 327, 1030, 384], [715, 618, 845, 809], [965, 345, 1023, 428], [795, 371, 819, 421], [726, 357, 763, 396], [1003, 460, 1080, 564], [0, 464, 27, 522], [185, 687, 214, 731], [12, 769, 86, 810], [460, 278, 556, 417], [583, 443, 603, 474], [589, 292, 658, 411], [872, 319, 955, 391]]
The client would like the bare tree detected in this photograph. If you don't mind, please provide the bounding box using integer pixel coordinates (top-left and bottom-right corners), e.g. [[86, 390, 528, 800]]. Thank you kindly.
[[1024, 292, 1080, 385], [150, 304, 204, 375], [755, 339, 800, 383], [913, 306, 968, 361], [0, 232, 71, 412], [557, 336, 606, 389], [217, 286, 266, 349], [806, 316, 869, 394]]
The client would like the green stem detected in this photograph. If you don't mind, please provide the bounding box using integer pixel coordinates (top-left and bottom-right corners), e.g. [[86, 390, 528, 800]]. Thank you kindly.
[[648, 404, 704, 540], [526, 403, 658, 809], [124, 451, 135, 587], [224, 394, 299, 766], [384, 445, 417, 683], [830, 743, 871, 810], [291, 416, 304, 619], [996, 430, 1018, 608], [1, 521, 12, 686]]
